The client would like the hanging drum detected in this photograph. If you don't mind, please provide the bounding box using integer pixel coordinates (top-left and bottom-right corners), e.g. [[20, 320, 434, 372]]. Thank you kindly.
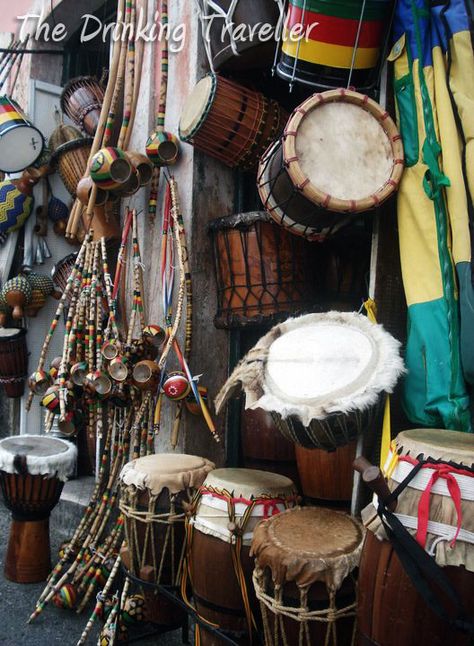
[[358, 429, 474, 646], [49, 125, 93, 197], [209, 211, 317, 328], [216, 311, 404, 451], [198, 0, 283, 71], [179, 74, 288, 171], [60, 76, 104, 136], [276, 0, 392, 91], [258, 88, 404, 240], [0, 328, 28, 398], [0, 96, 44, 173]]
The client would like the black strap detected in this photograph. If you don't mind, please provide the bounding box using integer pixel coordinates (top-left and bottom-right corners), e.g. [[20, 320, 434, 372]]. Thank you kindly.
[[375, 460, 474, 635]]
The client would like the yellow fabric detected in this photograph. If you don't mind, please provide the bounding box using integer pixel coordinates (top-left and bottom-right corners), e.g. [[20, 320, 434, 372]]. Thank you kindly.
[[282, 35, 379, 69], [363, 299, 391, 467], [395, 54, 445, 305]]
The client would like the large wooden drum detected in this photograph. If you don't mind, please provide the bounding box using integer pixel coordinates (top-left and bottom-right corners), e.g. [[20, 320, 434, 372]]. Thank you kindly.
[[209, 211, 317, 328], [252, 506, 364, 645], [216, 312, 404, 451], [185, 468, 297, 645], [257, 89, 404, 240], [0, 434, 76, 583], [358, 429, 474, 646], [0, 328, 28, 398], [276, 0, 392, 91], [179, 74, 287, 171], [60, 76, 104, 136], [119, 453, 214, 626]]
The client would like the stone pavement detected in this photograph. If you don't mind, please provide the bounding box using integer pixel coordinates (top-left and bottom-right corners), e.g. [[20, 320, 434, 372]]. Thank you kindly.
[[0, 503, 186, 645]]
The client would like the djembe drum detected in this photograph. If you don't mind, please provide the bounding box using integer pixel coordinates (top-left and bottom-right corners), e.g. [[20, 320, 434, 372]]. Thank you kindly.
[[0, 328, 28, 397], [185, 468, 298, 645], [0, 434, 77, 583], [197, 0, 283, 71], [276, 0, 392, 91], [0, 96, 44, 172], [216, 311, 404, 451], [60, 76, 104, 136], [257, 89, 404, 240], [358, 429, 474, 646], [119, 453, 214, 626], [209, 211, 317, 328], [179, 74, 287, 171], [252, 506, 364, 645]]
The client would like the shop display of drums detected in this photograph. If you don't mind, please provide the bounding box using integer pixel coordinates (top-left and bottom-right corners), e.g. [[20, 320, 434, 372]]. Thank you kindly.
[[198, 0, 283, 71], [277, 0, 392, 91], [0, 327, 28, 397], [0, 96, 44, 173], [179, 74, 287, 171], [252, 506, 364, 645], [119, 453, 214, 626], [209, 211, 317, 328], [358, 429, 474, 646], [217, 311, 404, 451], [0, 434, 76, 583], [185, 468, 297, 644], [257, 88, 404, 240]]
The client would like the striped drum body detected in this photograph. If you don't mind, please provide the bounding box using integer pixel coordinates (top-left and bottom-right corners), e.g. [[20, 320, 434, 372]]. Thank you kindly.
[[277, 0, 391, 91], [0, 180, 33, 234], [0, 97, 44, 173]]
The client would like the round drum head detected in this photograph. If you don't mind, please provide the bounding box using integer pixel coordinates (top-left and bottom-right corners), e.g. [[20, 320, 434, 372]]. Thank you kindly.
[[295, 102, 393, 202], [0, 328, 23, 339], [395, 428, 474, 467], [0, 125, 44, 173], [179, 75, 215, 140], [0, 435, 68, 457], [203, 467, 295, 498], [266, 322, 378, 406]]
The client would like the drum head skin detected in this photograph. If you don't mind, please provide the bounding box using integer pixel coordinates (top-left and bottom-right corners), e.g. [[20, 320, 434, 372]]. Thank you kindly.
[[120, 453, 215, 496], [179, 75, 215, 140], [252, 506, 364, 591], [0, 434, 77, 481], [283, 89, 404, 213], [216, 312, 405, 428], [203, 467, 295, 498], [0, 125, 44, 173], [395, 429, 474, 468]]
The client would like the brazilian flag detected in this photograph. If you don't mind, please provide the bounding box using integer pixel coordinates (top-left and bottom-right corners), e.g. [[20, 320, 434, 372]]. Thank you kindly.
[[391, 0, 474, 432]]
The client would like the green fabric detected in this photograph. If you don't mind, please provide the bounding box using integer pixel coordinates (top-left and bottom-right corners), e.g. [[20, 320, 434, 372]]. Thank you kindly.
[[404, 299, 471, 431], [289, 0, 389, 21], [394, 72, 419, 167], [456, 261, 474, 386]]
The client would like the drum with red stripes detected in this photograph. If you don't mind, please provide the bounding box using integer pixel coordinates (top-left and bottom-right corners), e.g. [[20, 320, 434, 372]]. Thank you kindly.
[[0, 96, 44, 173], [277, 0, 392, 91]]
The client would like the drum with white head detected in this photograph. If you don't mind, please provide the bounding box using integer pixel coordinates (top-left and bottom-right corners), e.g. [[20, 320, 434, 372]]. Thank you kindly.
[[0, 97, 44, 173], [257, 89, 404, 239], [216, 311, 405, 450]]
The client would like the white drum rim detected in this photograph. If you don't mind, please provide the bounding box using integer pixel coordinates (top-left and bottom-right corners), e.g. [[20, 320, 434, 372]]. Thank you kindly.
[[394, 428, 474, 467], [0, 433, 77, 481], [282, 88, 404, 213], [0, 124, 44, 173], [179, 74, 216, 141], [0, 328, 26, 339]]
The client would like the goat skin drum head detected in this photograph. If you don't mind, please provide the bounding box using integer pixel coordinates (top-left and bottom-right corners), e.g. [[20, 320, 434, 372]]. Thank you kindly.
[[295, 102, 393, 201], [265, 322, 378, 405]]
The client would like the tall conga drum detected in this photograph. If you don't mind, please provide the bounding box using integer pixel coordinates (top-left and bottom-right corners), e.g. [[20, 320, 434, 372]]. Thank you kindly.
[[198, 0, 282, 71], [179, 74, 287, 171], [185, 468, 297, 645], [257, 89, 404, 240], [276, 0, 392, 91], [209, 211, 317, 328], [358, 429, 474, 646], [0, 434, 77, 583], [0, 96, 44, 173], [252, 506, 364, 645], [0, 328, 28, 397], [216, 311, 404, 451], [119, 453, 214, 626]]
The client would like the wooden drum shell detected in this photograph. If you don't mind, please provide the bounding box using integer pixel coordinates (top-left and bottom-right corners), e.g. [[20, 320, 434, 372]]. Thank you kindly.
[[0, 471, 63, 583], [0, 328, 28, 397], [121, 487, 187, 627], [357, 530, 474, 646], [210, 212, 317, 328]]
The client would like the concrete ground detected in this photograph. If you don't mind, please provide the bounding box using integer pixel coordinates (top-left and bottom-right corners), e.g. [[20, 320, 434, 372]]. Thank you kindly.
[[0, 500, 186, 645]]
